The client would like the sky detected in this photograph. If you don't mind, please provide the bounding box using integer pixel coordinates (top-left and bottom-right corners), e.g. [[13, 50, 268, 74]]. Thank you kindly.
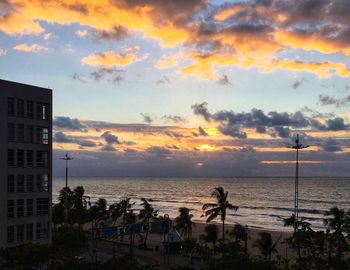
[[1, 0, 350, 177]]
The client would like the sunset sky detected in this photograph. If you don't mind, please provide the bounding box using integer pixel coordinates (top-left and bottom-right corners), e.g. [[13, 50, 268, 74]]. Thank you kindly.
[[1, 0, 350, 176]]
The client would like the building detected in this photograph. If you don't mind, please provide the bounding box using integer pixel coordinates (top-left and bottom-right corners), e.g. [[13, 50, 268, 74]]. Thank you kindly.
[[0, 79, 52, 248]]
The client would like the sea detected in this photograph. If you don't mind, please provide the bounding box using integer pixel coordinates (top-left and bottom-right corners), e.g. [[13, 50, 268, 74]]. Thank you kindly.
[[52, 177, 350, 232]]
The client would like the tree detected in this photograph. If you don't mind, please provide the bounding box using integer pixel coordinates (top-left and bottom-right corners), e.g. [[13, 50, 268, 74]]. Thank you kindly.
[[202, 187, 238, 245], [88, 198, 108, 231], [71, 186, 90, 229], [324, 207, 350, 260], [254, 231, 281, 261], [52, 203, 65, 228], [138, 198, 158, 248], [200, 224, 218, 246], [175, 207, 195, 240], [109, 202, 123, 226]]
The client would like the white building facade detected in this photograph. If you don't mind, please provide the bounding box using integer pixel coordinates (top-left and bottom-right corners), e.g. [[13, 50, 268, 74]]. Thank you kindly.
[[0, 79, 52, 248]]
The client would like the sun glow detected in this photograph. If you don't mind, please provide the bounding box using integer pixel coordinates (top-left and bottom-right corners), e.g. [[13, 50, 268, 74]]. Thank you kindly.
[[197, 144, 216, 151]]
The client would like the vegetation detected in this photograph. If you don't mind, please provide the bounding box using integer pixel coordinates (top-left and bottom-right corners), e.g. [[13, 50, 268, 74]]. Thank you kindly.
[[202, 186, 238, 245], [3, 185, 350, 270]]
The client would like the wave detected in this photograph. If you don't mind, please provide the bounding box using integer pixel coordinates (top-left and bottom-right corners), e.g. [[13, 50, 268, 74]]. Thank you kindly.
[[240, 206, 327, 215]]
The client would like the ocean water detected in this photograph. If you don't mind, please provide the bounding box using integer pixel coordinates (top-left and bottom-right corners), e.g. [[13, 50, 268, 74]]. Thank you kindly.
[[52, 177, 350, 232]]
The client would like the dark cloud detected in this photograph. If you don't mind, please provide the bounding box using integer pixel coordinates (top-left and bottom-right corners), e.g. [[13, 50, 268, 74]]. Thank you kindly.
[[217, 74, 231, 85], [198, 126, 208, 136], [162, 114, 186, 124], [53, 116, 86, 131], [54, 131, 72, 143], [146, 146, 172, 156], [192, 103, 348, 138], [318, 94, 350, 107], [90, 67, 124, 83], [92, 25, 130, 41], [291, 77, 305, 89], [140, 113, 153, 123], [320, 138, 342, 152], [101, 131, 121, 144], [101, 145, 117, 152], [191, 102, 211, 121], [156, 75, 171, 84], [164, 131, 184, 141], [72, 73, 87, 83]]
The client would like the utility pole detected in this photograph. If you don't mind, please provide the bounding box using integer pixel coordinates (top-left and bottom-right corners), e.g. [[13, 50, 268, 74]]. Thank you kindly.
[[288, 134, 309, 232], [60, 152, 73, 188]]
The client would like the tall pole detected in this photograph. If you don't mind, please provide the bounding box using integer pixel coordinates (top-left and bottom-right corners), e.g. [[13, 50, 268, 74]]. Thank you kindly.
[[60, 152, 73, 188], [288, 134, 309, 232], [60, 152, 73, 226]]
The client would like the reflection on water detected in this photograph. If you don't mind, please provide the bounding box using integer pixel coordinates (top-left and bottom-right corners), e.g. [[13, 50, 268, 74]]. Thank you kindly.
[[53, 177, 350, 231]]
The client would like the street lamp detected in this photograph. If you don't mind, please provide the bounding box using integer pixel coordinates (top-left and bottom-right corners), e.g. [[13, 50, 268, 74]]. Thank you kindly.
[[60, 152, 73, 188], [288, 134, 309, 232]]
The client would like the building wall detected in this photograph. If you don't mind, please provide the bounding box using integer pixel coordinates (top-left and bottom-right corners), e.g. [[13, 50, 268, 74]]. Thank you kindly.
[[0, 79, 52, 248]]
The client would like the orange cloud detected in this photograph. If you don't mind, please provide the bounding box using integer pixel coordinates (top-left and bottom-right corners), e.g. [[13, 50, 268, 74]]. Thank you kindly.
[[275, 31, 350, 56], [214, 6, 241, 21], [13, 43, 48, 52], [82, 50, 137, 67], [155, 55, 179, 69]]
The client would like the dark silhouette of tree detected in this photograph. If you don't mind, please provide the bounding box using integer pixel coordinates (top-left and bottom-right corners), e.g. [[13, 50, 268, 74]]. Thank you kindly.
[[138, 198, 158, 248], [200, 224, 218, 247], [109, 202, 123, 226], [88, 198, 108, 231], [52, 203, 65, 228], [254, 231, 281, 261], [202, 186, 238, 245], [324, 207, 350, 260], [174, 207, 195, 240]]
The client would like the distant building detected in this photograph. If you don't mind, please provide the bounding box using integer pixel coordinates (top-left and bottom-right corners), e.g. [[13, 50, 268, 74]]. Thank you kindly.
[[0, 79, 52, 248]]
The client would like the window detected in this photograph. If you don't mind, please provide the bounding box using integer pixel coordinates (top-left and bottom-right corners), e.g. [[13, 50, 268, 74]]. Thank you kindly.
[[36, 174, 49, 192], [8, 175, 15, 193], [8, 149, 15, 167], [8, 123, 15, 142], [26, 224, 33, 241], [17, 150, 24, 167], [26, 175, 34, 192], [36, 151, 49, 168], [27, 101, 34, 118], [27, 150, 34, 167], [17, 199, 24, 217], [27, 125, 34, 143], [36, 198, 49, 216], [17, 175, 25, 192], [8, 97, 15, 115], [26, 199, 33, 216], [7, 226, 14, 243], [36, 222, 49, 240], [36, 103, 49, 120], [17, 99, 24, 117], [17, 124, 24, 142], [17, 225, 24, 242], [37, 127, 49, 144], [8, 200, 14, 218]]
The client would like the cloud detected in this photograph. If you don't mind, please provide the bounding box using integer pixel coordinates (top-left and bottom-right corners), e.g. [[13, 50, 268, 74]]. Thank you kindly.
[[82, 50, 138, 67], [320, 138, 342, 152], [291, 77, 305, 89], [0, 49, 7, 56], [193, 126, 208, 137], [54, 131, 72, 143], [155, 55, 179, 69], [101, 131, 121, 145], [191, 102, 348, 138], [92, 25, 130, 41], [13, 43, 48, 53], [146, 146, 172, 156], [140, 113, 153, 123], [101, 144, 117, 152], [318, 94, 350, 107], [43, 32, 52, 40], [53, 116, 86, 131], [155, 75, 171, 84], [217, 74, 231, 85], [75, 29, 88, 38], [162, 114, 186, 124]]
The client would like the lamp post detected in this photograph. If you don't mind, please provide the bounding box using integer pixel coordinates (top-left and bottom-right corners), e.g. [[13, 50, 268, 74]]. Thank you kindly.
[[60, 152, 73, 188], [60, 152, 73, 226], [288, 134, 309, 232]]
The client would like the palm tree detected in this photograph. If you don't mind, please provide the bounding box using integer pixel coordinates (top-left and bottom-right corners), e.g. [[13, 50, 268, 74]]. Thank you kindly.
[[324, 207, 350, 260], [138, 198, 158, 248], [175, 207, 195, 240], [200, 224, 218, 246], [58, 187, 74, 227], [202, 186, 238, 245], [253, 231, 281, 261], [71, 186, 90, 229], [88, 198, 108, 231]]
